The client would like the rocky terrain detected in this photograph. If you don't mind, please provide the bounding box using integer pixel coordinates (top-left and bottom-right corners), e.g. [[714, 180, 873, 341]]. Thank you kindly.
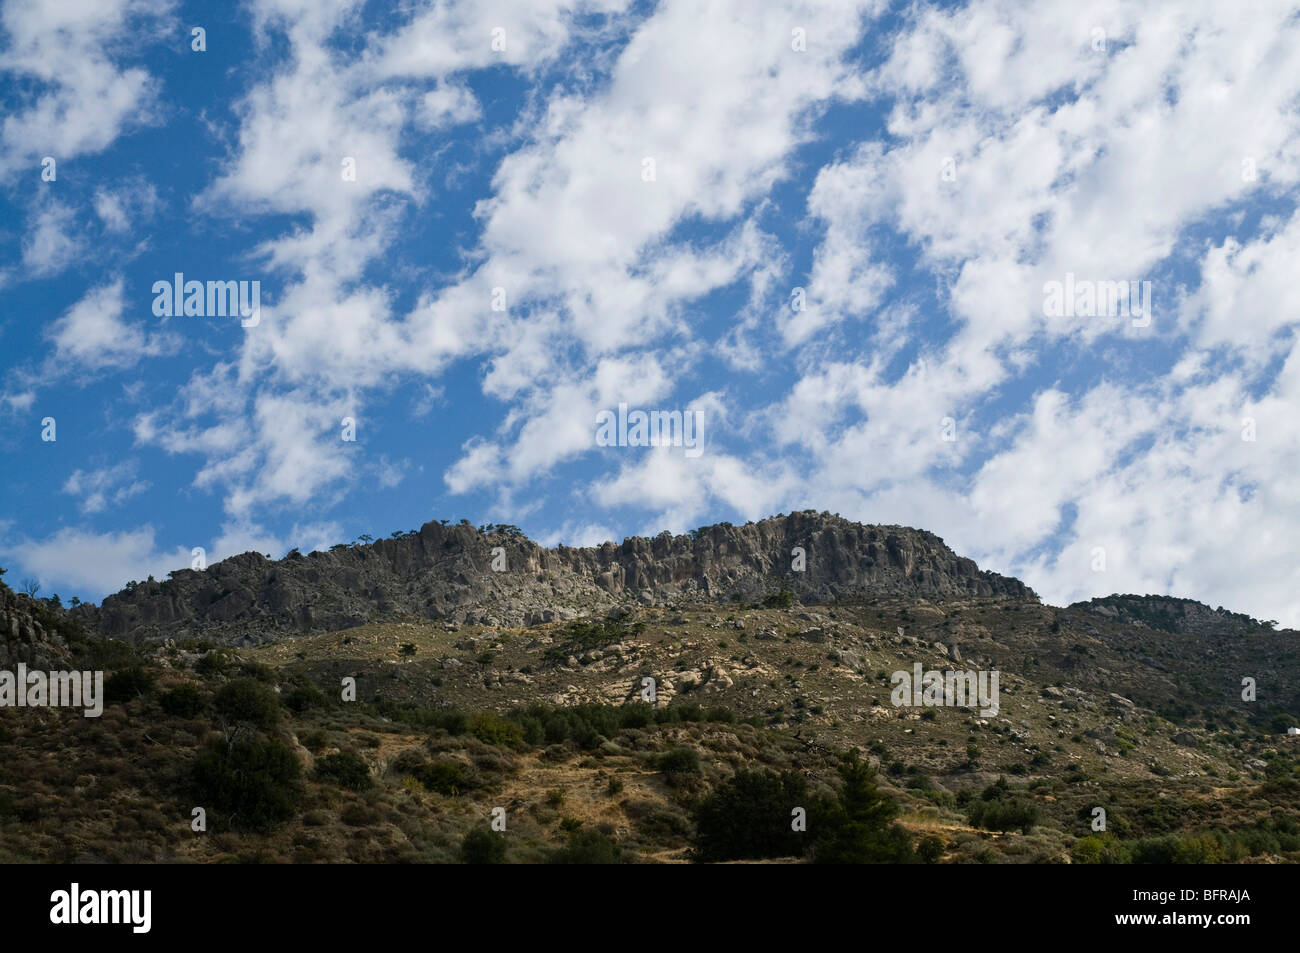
[[0, 576, 72, 670], [85, 512, 1032, 645], [1, 514, 1297, 865]]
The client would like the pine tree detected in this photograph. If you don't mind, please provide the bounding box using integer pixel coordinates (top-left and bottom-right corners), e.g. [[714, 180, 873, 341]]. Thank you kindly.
[[813, 749, 914, 863]]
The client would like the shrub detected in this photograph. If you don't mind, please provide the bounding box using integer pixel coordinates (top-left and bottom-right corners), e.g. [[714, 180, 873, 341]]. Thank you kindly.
[[340, 803, 378, 826], [460, 828, 506, 864], [104, 667, 154, 703], [966, 797, 1040, 834], [159, 683, 206, 718], [74, 638, 137, 670], [283, 684, 325, 713], [191, 735, 302, 831], [547, 830, 623, 864], [692, 770, 809, 862], [1071, 835, 1132, 864], [380, 702, 467, 735], [654, 747, 701, 783], [468, 711, 525, 748], [213, 678, 281, 729], [762, 588, 795, 608], [813, 750, 915, 864], [411, 761, 468, 795], [238, 661, 276, 683], [916, 836, 945, 864], [314, 751, 372, 791], [195, 651, 230, 676]]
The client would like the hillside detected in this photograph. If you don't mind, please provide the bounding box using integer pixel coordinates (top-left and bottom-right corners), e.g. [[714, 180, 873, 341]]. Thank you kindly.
[[1, 516, 1297, 864], [84, 512, 1032, 645]]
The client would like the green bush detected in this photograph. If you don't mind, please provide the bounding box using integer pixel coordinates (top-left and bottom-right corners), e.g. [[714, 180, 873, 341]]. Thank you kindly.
[[468, 711, 525, 748], [916, 835, 945, 864], [411, 761, 468, 795], [692, 769, 810, 862], [379, 702, 468, 735], [966, 797, 1040, 834], [762, 588, 795, 608], [1071, 834, 1132, 864], [547, 829, 623, 864], [460, 827, 506, 864], [655, 747, 701, 782], [238, 661, 276, 683], [191, 735, 302, 831], [195, 651, 230, 676], [283, 684, 325, 713], [104, 667, 154, 703], [74, 638, 137, 670], [159, 683, 206, 717], [314, 751, 372, 791], [542, 617, 647, 664], [813, 750, 915, 863], [502, 702, 734, 750], [213, 678, 281, 729]]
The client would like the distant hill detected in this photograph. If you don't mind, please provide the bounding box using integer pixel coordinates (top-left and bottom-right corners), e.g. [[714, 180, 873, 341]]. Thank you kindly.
[[83, 512, 1034, 645], [1069, 594, 1279, 637]]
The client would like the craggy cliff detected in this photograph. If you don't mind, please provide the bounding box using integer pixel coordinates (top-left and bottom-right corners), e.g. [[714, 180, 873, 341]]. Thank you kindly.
[[90, 512, 1034, 645]]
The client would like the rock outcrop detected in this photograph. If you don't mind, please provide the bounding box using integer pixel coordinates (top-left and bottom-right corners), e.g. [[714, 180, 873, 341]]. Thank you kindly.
[[88, 511, 1035, 645], [0, 582, 73, 669], [1069, 594, 1275, 637]]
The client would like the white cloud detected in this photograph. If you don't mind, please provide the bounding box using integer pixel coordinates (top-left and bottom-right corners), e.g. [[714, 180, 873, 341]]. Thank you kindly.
[[1, 526, 190, 596], [0, 518, 346, 600], [534, 521, 618, 548], [92, 179, 161, 234], [21, 201, 82, 278], [63, 460, 150, 514], [0, 0, 172, 173], [47, 0, 1300, 631], [45, 279, 173, 372]]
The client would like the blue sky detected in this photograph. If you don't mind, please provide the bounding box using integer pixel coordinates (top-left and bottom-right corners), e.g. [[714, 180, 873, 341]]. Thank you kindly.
[[2, 0, 1300, 628]]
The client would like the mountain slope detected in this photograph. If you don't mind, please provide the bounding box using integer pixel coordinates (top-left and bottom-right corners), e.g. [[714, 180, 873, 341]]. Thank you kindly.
[[88, 512, 1034, 645]]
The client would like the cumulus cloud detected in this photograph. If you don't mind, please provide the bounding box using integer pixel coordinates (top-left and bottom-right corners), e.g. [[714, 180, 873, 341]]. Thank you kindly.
[[12, 0, 1300, 630], [21, 200, 83, 278], [45, 279, 173, 372], [0, 519, 345, 600], [0, 526, 191, 596], [0, 0, 171, 173], [63, 460, 150, 514]]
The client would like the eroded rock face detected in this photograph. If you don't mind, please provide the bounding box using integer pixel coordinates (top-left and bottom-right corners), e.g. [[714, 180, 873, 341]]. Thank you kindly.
[[1069, 594, 1272, 637], [88, 512, 1035, 646], [0, 585, 72, 670]]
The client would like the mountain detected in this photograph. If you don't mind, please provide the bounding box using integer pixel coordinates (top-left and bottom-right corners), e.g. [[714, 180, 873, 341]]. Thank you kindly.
[[1070, 593, 1279, 636], [86, 512, 1033, 645], [3, 516, 1298, 865]]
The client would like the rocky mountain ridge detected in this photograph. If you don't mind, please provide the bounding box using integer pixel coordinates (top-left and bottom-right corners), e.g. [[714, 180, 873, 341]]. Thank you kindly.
[[1069, 594, 1279, 636], [85, 512, 1033, 645]]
